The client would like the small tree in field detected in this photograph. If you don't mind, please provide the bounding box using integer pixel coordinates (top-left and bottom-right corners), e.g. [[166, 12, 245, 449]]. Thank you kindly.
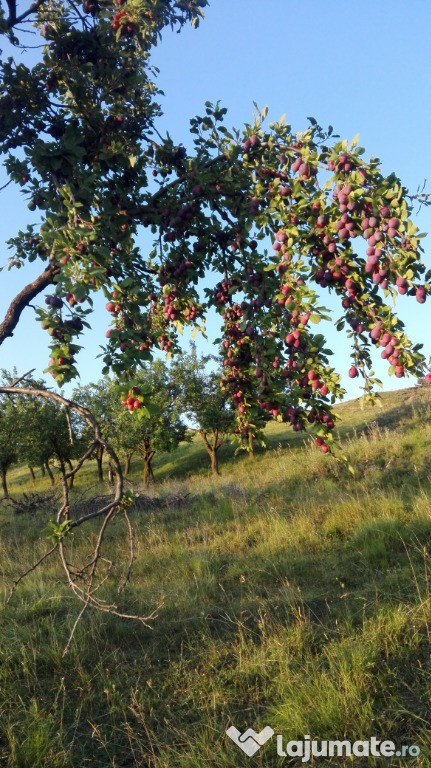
[[73, 378, 118, 481], [15, 387, 80, 484], [172, 346, 234, 476], [0, 369, 81, 494], [0, 396, 18, 498], [75, 376, 161, 478], [77, 367, 187, 484], [120, 359, 188, 487]]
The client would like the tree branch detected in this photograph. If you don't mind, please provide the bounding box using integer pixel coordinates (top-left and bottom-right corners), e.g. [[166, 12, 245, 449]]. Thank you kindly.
[[126, 154, 228, 219], [10, 368, 36, 387], [6, 542, 59, 603], [0, 264, 57, 346], [199, 430, 213, 456], [7, 0, 47, 27]]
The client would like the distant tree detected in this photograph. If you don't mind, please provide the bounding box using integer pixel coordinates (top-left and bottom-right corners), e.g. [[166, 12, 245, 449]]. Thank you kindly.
[[73, 379, 117, 481], [18, 395, 79, 485], [77, 362, 188, 486], [0, 394, 18, 498], [119, 359, 188, 487], [112, 405, 143, 477], [75, 377, 148, 479], [0, 370, 81, 487], [172, 345, 235, 476]]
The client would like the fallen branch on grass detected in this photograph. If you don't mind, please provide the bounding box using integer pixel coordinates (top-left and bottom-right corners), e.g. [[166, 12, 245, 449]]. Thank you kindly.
[[0, 380, 160, 653]]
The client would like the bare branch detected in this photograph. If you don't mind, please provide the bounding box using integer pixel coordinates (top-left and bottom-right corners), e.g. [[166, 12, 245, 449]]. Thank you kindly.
[[7, 0, 46, 27], [62, 600, 89, 656], [10, 369, 36, 387], [65, 407, 74, 445], [0, 383, 158, 632], [6, 542, 59, 603], [65, 440, 97, 480]]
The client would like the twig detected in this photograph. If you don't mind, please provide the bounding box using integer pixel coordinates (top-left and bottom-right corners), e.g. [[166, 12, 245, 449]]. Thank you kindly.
[[62, 599, 89, 656], [10, 368, 36, 387], [6, 543, 58, 603], [64, 441, 97, 481]]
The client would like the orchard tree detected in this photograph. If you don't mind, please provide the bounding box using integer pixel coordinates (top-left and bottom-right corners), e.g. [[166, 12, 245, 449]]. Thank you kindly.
[[0, 369, 85, 489], [119, 359, 188, 486], [73, 378, 117, 480], [1, 0, 430, 630], [21, 395, 80, 484], [75, 376, 147, 477], [172, 344, 235, 476], [13, 376, 82, 484], [0, 391, 19, 497]]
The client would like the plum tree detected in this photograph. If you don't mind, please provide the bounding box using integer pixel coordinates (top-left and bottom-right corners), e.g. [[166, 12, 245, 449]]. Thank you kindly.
[[76, 367, 186, 482], [73, 378, 122, 480], [14, 375, 83, 484], [0, 369, 83, 494], [1, 0, 430, 458], [0, 0, 430, 630], [118, 359, 188, 487]]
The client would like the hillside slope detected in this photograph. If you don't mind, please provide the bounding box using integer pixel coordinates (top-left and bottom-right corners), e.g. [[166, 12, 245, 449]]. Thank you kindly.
[[1, 385, 431, 766]]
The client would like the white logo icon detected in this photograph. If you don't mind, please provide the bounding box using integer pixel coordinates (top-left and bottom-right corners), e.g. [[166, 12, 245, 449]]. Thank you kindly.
[[226, 725, 275, 756]]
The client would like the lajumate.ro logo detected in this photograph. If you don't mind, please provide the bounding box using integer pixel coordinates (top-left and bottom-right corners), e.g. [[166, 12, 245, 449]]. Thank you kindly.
[[225, 725, 421, 761]]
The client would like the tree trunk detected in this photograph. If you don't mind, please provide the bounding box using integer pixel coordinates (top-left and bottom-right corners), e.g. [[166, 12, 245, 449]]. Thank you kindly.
[[66, 458, 73, 471], [199, 431, 222, 477], [143, 454, 154, 488], [107, 460, 114, 487], [0, 466, 9, 498], [41, 464, 46, 477], [124, 452, 133, 475], [210, 448, 220, 477], [45, 460, 55, 485], [96, 445, 104, 482], [28, 465, 36, 482]]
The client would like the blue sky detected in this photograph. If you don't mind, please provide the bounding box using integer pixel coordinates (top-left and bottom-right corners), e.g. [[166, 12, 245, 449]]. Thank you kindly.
[[1, 0, 431, 400]]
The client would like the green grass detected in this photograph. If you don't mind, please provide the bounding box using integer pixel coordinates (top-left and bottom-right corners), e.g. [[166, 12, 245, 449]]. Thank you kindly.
[[2, 385, 431, 766]]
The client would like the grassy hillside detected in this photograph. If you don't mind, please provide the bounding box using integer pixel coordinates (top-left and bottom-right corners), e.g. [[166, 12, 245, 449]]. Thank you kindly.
[[1, 385, 431, 766]]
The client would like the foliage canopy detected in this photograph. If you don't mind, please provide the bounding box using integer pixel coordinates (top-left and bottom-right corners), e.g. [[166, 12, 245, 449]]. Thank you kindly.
[[0, 0, 429, 457]]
